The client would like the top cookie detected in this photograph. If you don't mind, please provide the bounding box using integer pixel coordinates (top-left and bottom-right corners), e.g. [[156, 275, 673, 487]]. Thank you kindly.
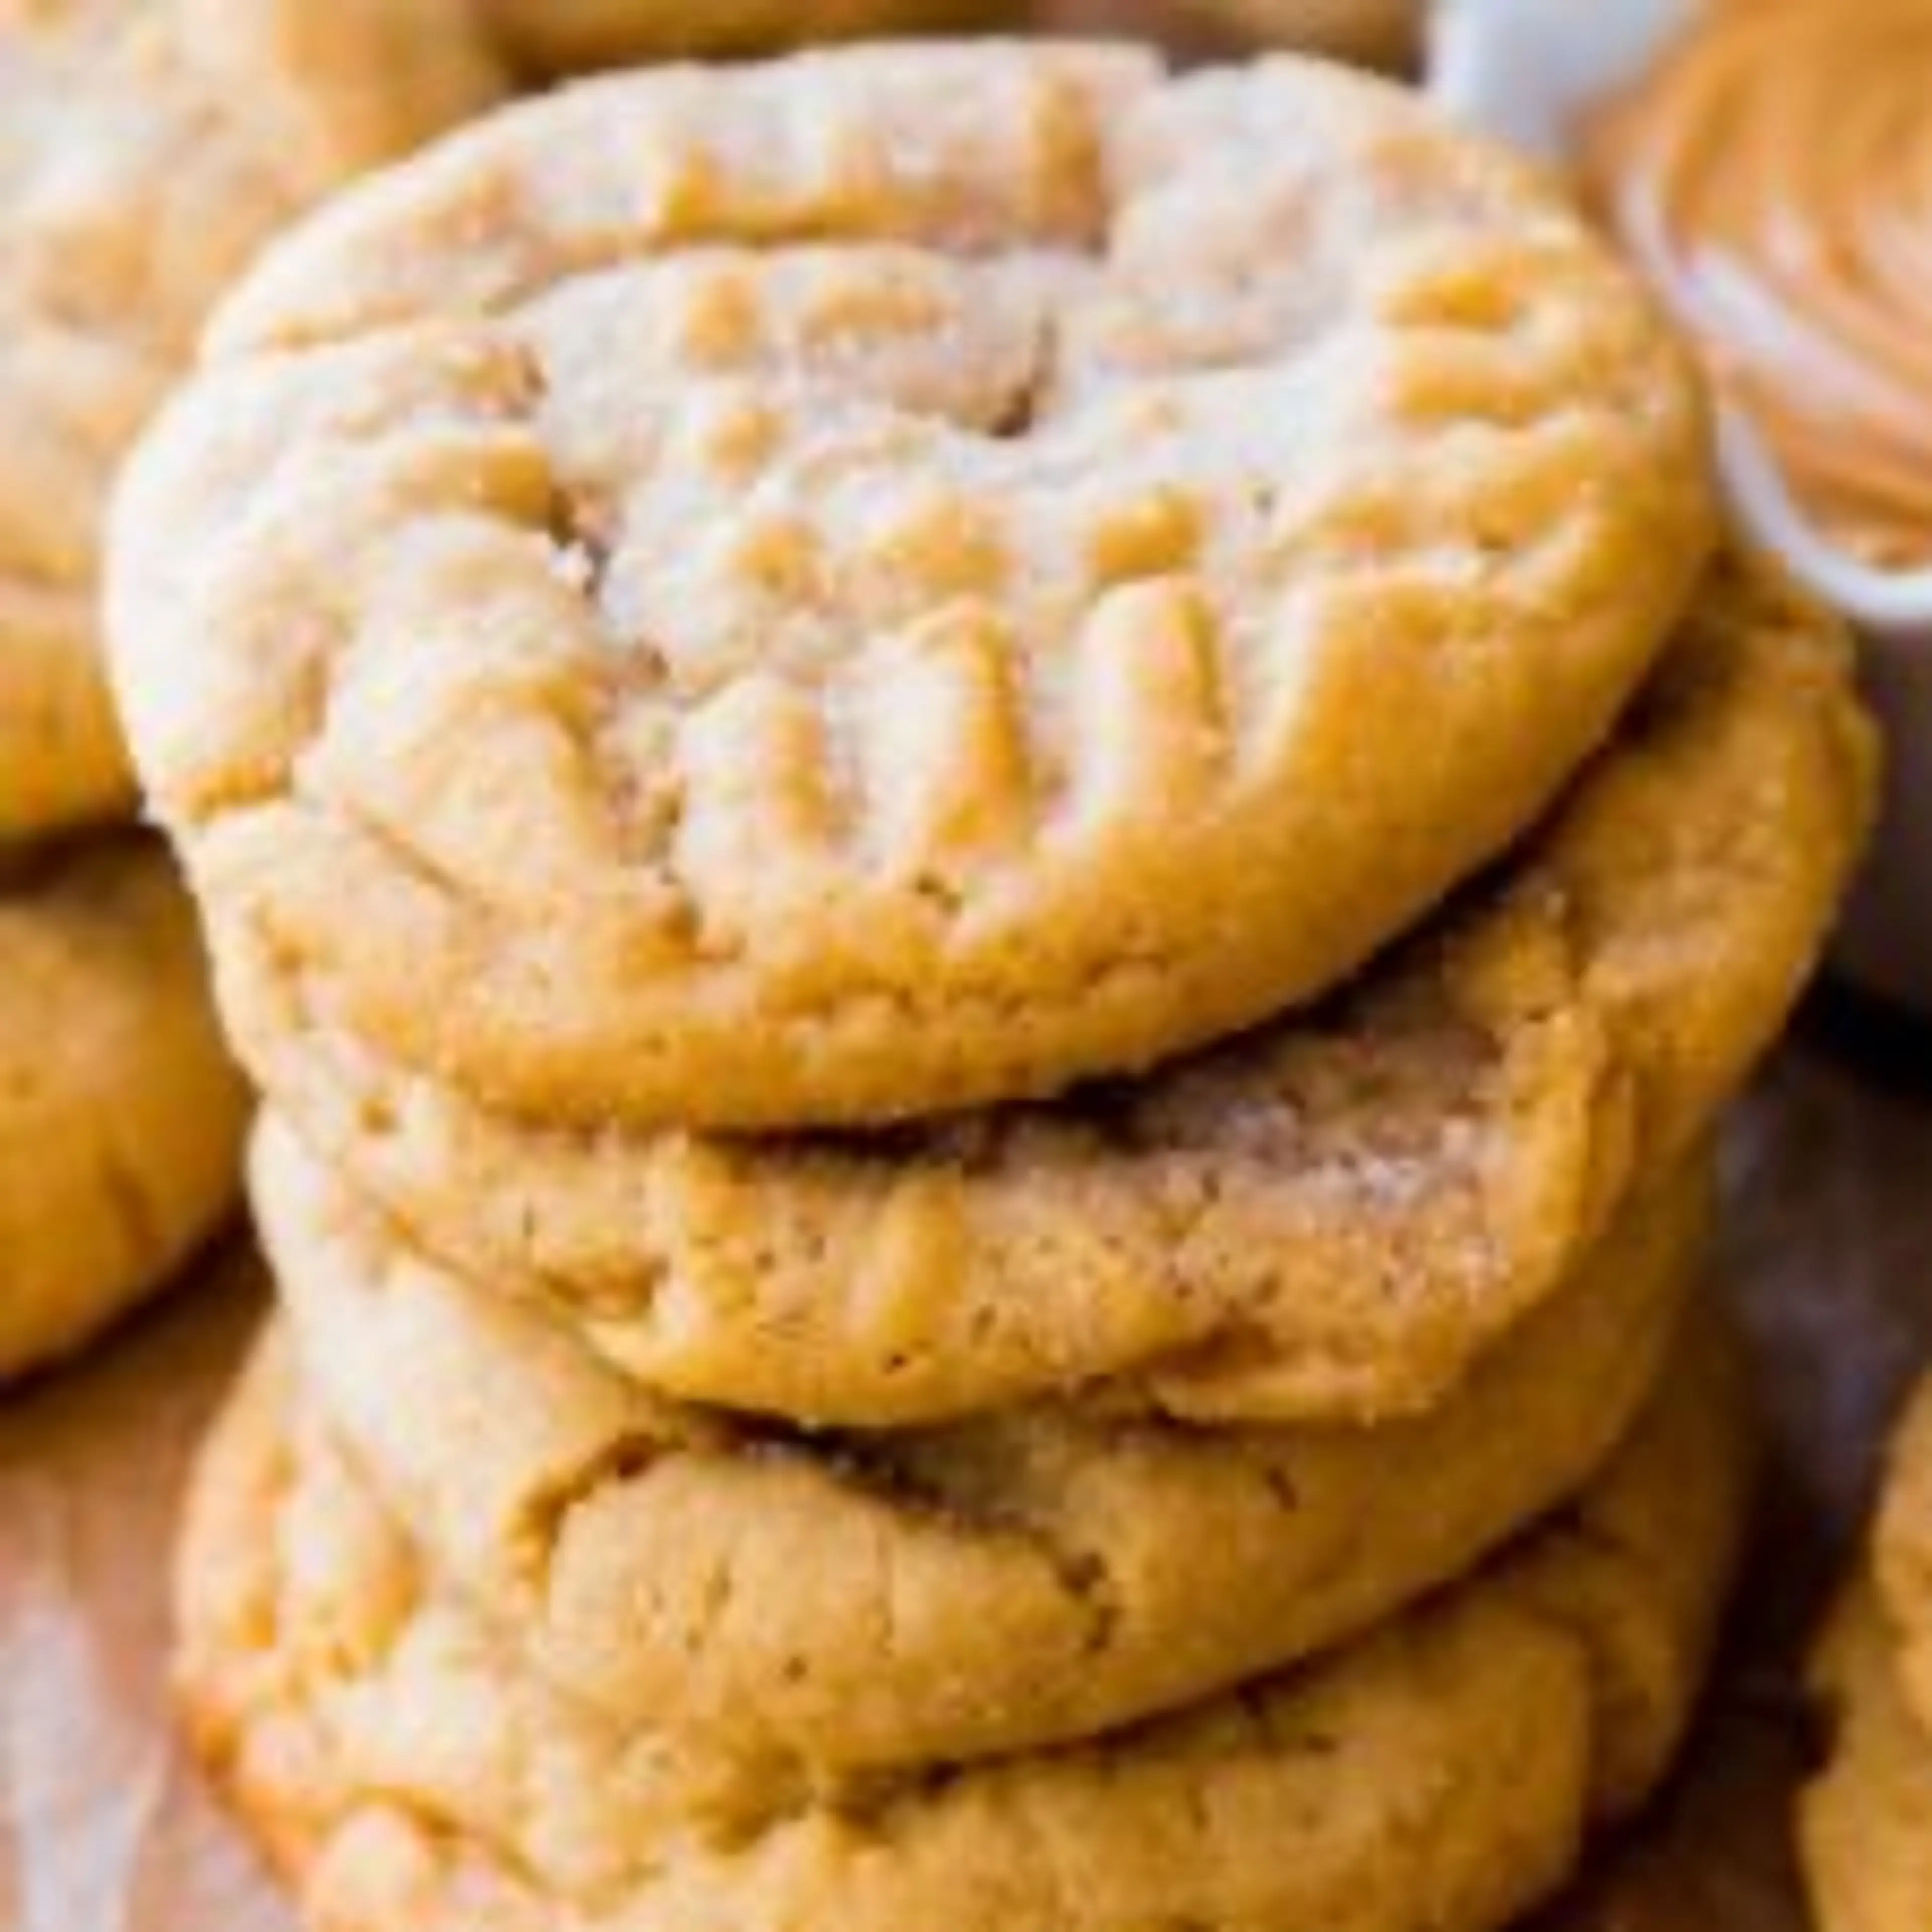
[[0, 0, 501, 847], [111, 42, 1714, 1130], [0, 837, 249, 1376]]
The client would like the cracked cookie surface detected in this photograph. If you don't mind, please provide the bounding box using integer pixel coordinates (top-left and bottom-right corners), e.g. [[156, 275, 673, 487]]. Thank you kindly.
[[0, 839, 248, 1376], [112, 41, 1715, 1130], [226, 548, 1874, 1427], [175, 1298, 1750, 1932], [0, 0, 500, 846], [258, 1111, 1705, 1782]]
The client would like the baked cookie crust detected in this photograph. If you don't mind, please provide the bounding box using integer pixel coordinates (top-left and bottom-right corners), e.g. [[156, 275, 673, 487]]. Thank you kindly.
[[112, 42, 1715, 1129], [176, 1303, 1751, 1932], [258, 1110, 1706, 1783], [225, 549, 1873, 1426]]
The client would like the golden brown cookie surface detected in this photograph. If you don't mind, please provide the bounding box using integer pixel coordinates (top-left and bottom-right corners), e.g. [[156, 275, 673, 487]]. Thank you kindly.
[[1803, 1368, 1932, 1931], [112, 42, 1714, 1130], [1805, 1586, 1932, 1932], [0, 0, 500, 846], [225, 549, 1874, 1427], [1873, 1376, 1932, 1736], [176, 1303, 1751, 1932], [259, 1110, 1706, 1784], [0, 839, 249, 1376]]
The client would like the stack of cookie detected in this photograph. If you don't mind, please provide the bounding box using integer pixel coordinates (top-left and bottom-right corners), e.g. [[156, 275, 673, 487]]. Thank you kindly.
[[1807, 1380, 1932, 1930], [0, 0, 510, 1379], [105, 44, 1876, 1932]]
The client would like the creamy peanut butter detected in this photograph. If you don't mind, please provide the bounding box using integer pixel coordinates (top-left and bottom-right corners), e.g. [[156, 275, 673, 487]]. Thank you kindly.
[[1585, 0, 1932, 567]]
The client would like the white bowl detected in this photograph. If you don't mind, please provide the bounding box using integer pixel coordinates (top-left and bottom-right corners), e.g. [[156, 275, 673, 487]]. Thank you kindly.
[[1431, 0, 1932, 1015]]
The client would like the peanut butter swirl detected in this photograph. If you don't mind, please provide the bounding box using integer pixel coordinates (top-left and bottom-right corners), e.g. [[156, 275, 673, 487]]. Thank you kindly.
[[1587, 0, 1932, 568]]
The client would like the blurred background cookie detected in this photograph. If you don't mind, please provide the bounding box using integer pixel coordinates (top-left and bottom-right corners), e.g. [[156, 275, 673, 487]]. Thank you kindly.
[[0, 0, 511, 1381], [0, 842, 247, 1379], [1806, 1374, 1932, 1932], [1040, 0, 1419, 69], [0, 0, 502, 850], [1178, 0, 1418, 67], [484, 0, 1021, 75]]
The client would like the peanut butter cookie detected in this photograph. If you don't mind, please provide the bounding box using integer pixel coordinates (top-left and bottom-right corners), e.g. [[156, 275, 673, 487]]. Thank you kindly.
[[175, 1302, 1751, 1932], [258, 1109, 1705, 1784], [111, 43, 1714, 1130]]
